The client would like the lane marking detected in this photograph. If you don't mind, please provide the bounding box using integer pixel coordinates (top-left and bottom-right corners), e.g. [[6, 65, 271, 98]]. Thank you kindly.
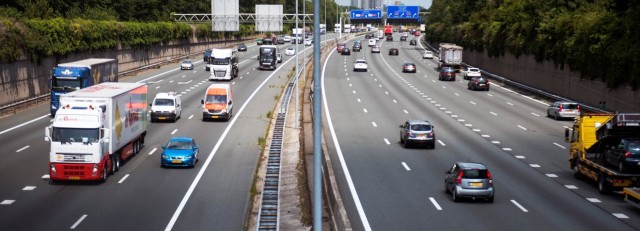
[[517, 125, 528, 131], [587, 198, 601, 203], [507, 102, 514, 106], [70, 214, 87, 229], [553, 143, 567, 149], [352, 90, 357, 94], [148, 147, 158, 155], [464, 124, 473, 127], [1, 200, 15, 205], [372, 122, 378, 127], [502, 148, 513, 151], [515, 155, 526, 159], [565, 185, 578, 189], [357, 98, 361, 103], [42, 174, 50, 179], [402, 162, 411, 171], [16, 145, 30, 152], [545, 174, 558, 178], [437, 140, 446, 146], [22, 186, 36, 191], [531, 112, 540, 117], [403, 110, 408, 114], [384, 139, 390, 145], [511, 200, 529, 212], [429, 197, 443, 211], [490, 112, 498, 116], [363, 108, 368, 113], [393, 99, 397, 104], [458, 119, 465, 122], [0, 114, 50, 136], [470, 101, 476, 105], [155, 86, 161, 89], [491, 141, 501, 144], [118, 174, 130, 184], [188, 115, 194, 120], [171, 129, 178, 135], [613, 213, 629, 219], [472, 129, 481, 132]]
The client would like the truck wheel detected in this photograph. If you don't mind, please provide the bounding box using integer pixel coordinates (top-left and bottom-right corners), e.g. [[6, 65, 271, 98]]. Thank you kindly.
[[572, 159, 583, 180], [101, 166, 109, 182], [598, 174, 611, 194], [112, 154, 120, 172]]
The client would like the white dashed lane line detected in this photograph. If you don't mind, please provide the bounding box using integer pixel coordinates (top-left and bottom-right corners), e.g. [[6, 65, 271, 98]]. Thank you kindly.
[[553, 143, 567, 149], [70, 214, 88, 229], [502, 148, 513, 151], [384, 138, 390, 145], [515, 155, 526, 159], [1, 200, 16, 205], [402, 162, 411, 171], [587, 198, 601, 203], [437, 140, 446, 146], [490, 112, 498, 116], [363, 108, 368, 113], [22, 186, 36, 191], [393, 99, 397, 104], [506, 102, 514, 106], [531, 112, 540, 117], [171, 129, 178, 135], [118, 174, 130, 184], [188, 115, 194, 120], [517, 125, 528, 131], [429, 197, 443, 211], [16, 145, 29, 152], [357, 98, 361, 103], [511, 200, 529, 212], [403, 110, 408, 114], [372, 122, 378, 127], [546, 174, 558, 178], [565, 185, 578, 189], [529, 164, 541, 168], [148, 147, 158, 155], [470, 101, 476, 105], [613, 213, 629, 219]]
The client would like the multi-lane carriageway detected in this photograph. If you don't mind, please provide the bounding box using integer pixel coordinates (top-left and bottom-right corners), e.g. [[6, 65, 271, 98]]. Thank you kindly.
[[0, 34, 335, 231], [1, 30, 639, 231], [322, 33, 640, 230]]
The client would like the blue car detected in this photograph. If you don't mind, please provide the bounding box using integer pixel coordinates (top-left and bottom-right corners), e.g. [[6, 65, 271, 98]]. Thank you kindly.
[[161, 137, 199, 168]]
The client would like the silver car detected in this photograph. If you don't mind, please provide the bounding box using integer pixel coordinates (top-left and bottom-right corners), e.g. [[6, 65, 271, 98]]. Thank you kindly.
[[445, 162, 495, 203], [180, 59, 194, 70], [547, 101, 580, 120], [399, 120, 435, 149]]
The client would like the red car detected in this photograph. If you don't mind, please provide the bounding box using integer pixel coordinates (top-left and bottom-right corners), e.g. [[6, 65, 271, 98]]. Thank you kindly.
[[337, 43, 346, 52], [414, 31, 421, 36]]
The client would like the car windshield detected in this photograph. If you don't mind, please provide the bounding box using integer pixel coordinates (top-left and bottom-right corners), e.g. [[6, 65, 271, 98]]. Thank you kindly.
[[205, 95, 227, 104], [410, 124, 431, 131], [425, 51, 432, 54], [405, 63, 415, 66], [166, 140, 192, 150], [463, 169, 489, 179], [443, 67, 455, 72], [52, 79, 82, 90], [182, 60, 191, 64], [356, 60, 366, 64], [154, 98, 174, 106], [212, 58, 229, 65], [52, 127, 99, 143], [475, 78, 488, 83]]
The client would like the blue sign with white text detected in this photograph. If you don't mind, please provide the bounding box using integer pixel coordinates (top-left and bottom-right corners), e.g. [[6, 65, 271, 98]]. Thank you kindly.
[[387, 6, 419, 19], [350, 10, 382, 19]]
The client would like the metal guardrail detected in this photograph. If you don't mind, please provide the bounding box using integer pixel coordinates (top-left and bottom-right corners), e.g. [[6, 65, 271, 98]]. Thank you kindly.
[[421, 41, 609, 113], [0, 38, 255, 117]]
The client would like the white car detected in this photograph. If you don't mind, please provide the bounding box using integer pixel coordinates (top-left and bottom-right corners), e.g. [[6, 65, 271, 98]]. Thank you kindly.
[[304, 39, 312, 46], [353, 59, 368, 72], [180, 59, 194, 70], [422, 51, 434, 59], [150, 91, 182, 122], [285, 47, 296, 56], [283, 36, 291, 42], [464, 67, 482, 80], [368, 39, 376, 47]]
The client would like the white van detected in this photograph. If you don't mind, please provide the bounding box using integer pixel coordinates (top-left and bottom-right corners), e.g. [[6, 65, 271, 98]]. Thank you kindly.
[[368, 39, 376, 47], [150, 91, 181, 122], [201, 84, 233, 121]]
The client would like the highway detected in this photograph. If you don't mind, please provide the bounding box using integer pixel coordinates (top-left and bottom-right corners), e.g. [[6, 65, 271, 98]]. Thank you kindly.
[[0, 34, 334, 230], [321, 33, 640, 230]]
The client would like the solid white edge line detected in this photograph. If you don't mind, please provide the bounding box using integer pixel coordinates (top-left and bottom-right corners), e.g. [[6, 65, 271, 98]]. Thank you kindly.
[[401, 162, 411, 171], [118, 174, 130, 184], [70, 214, 88, 229], [322, 44, 372, 231], [0, 114, 50, 136], [164, 37, 327, 231], [510, 200, 529, 212], [429, 197, 443, 211]]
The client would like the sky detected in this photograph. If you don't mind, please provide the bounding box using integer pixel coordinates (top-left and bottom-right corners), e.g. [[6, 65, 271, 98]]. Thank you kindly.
[[336, 0, 432, 9]]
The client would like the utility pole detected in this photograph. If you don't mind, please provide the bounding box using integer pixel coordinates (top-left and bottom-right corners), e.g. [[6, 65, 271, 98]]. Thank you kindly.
[[312, 0, 322, 229]]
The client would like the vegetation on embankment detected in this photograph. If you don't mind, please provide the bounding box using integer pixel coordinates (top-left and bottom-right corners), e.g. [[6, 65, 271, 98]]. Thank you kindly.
[[426, 0, 640, 90]]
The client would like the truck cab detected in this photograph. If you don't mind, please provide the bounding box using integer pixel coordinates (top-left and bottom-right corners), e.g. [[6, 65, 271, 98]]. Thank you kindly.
[[207, 49, 238, 81], [258, 45, 278, 70], [150, 91, 181, 122]]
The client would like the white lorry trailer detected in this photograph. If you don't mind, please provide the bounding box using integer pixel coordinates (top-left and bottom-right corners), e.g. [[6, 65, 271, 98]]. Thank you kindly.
[[45, 82, 148, 182], [206, 49, 239, 81], [438, 43, 464, 70]]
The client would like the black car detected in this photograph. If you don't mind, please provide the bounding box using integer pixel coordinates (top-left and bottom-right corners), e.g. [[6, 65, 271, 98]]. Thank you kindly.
[[467, 77, 490, 91], [386, 36, 393, 41], [400, 36, 407, 41], [439, 67, 456, 81], [237, 44, 247, 51], [352, 43, 362, 52], [602, 137, 640, 173], [203, 49, 212, 62], [409, 39, 417, 45], [388, 48, 399, 56], [341, 48, 351, 55]]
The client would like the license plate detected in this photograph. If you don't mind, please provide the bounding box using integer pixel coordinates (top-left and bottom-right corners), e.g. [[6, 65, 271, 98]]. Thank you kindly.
[[69, 176, 80, 180], [159, 117, 166, 120], [479, 84, 485, 86], [418, 134, 426, 138], [212, 116, 219, 119], [172, 160, 182, 164], [470, 182, 482, 187]]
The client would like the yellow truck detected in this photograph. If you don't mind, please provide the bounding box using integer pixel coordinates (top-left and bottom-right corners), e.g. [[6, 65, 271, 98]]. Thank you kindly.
[[566, 113, 640, 194]]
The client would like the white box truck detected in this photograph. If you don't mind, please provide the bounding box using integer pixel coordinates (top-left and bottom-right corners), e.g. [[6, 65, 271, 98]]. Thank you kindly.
[[45, 82, 148, 182], [438, 43, 464, 70], [344, 24, 352, 33]]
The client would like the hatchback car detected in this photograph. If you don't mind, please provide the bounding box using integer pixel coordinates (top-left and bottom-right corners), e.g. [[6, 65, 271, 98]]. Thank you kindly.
[[468, 77, 490, 91], [353, 59, 368, 72], [389, 48, 399, 56], [371, 45, 381, 53], [180, 59, 194, 70], [445, 162, 495, 202], [547, 101, 580, 120], [399, 120, 436, 149], [386, 36, 393, 41], [341, 48, 351, 55], [285, 47, 296, 56], [464, 68, 482, 80], [439, 67, 456, 81], [422, 51, 434, 59], [409, 39, 417, 45], [161, 137, 199, 168], [237, 43, 247, 52], [602, 137, 640, 173], [402, 63, 417, 73], [337, 43, 346, 52], [353, 43, 362, 52]]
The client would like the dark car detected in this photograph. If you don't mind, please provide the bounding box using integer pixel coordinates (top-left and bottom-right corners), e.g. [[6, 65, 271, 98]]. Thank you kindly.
[[386, 36, 393, 41], [402, 63, 417, 73], [468, 77, 490, 91], [439, 67, 456, 81], [445, 162, 495, 202], [399, 120, 436, 149], [389, 48, 399, 56], [353, 42, 362, 52], [203, 49, 212, 62], [602, 137, 640, 173], [400, 36, 407, 41], [341, 48, 351, 55], [337, 43, 346, 52], [409, 39, 417, 45], [277, 37, 285, 44], [161, 137, 199, 168], [237, 43, 247, 51]]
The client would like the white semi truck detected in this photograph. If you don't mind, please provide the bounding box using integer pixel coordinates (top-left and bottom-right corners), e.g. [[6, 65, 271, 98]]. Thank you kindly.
[[206, 49, 239, 81], [45, 82, 148, 182]]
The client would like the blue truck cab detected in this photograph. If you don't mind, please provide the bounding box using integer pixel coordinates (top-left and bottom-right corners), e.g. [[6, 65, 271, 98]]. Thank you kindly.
[[50, 58, 118, 116]]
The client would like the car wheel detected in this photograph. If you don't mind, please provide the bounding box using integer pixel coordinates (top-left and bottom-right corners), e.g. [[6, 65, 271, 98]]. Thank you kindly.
[[403, 140, 410, 149], [430, 142, 436, 149], [619, 161, 626, 173], [487, 196, 494, 203], [572, 158, 583, 179], [452, 188, 460, 202], [598, 174, 612, 194], [444, 183, 449, 194], [553, 113, 558, 120]]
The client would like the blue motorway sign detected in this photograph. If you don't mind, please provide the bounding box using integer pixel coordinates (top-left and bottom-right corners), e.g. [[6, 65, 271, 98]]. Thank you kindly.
[[387, 5, 419, 19], [350, 10, 382, 19]]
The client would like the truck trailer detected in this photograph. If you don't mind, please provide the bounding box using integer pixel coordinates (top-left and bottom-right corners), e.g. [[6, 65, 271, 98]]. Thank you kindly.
[[45, 82, 148, 182], [566, 113, 640, 193], [438, 43, 463, 71], [50, 58, 118, 116]]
